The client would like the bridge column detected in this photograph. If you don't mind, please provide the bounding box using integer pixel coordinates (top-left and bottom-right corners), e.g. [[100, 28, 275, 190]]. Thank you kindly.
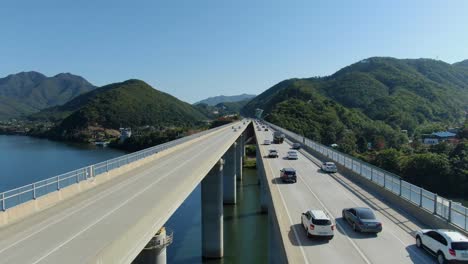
[[202, 159, 224, 258], [133, 227, 173, 264], [223, 143, 237, 204], [236, 137, 243, 181]]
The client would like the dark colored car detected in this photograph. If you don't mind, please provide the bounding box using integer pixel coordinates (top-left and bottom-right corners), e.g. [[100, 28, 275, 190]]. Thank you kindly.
[[292, 143, 301, 149], [280, 168, 297, 183], [342, 207, 382, 233]]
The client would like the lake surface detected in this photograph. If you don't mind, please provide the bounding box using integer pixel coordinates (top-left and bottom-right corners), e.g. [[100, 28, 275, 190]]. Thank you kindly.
[[0, 135, 268, 263]]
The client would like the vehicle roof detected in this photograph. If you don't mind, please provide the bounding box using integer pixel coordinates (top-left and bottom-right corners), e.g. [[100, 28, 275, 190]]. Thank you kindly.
[[437, 230, 468, 241], [324, 162, 335, 165], [288, 151, 297, 154], [269, 149, 277, 152], [309, 210, 330, 220], [354, 207, 373, 214], [282, 168, 296, 172]]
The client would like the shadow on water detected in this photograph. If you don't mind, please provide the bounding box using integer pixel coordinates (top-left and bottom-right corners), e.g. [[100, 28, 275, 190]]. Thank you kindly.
[[166, 168, 268, 264]]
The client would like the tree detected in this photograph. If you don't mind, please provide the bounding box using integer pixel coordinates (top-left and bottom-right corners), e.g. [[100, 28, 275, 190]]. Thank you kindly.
[[374, 148, 401, 174]]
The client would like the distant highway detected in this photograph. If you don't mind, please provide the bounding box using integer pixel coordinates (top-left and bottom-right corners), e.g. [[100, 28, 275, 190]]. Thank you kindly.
[[256, 128, 436, 263]]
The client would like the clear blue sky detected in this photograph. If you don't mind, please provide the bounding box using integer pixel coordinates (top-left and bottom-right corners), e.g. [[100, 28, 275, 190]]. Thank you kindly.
[[1, 0, 467, 103]]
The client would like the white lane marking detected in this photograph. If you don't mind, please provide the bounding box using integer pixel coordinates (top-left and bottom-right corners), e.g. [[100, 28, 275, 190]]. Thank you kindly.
[[0, 126, 232, 255], [292, 141, 433, 263], [282, 148, 372, 264], [261, 135, 310, 264], [32, 129, 236, 264]]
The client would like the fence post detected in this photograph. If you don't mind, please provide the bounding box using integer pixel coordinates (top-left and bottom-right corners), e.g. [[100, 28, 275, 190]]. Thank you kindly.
[[419, 188, 423, 207], [33, 183, 36, 199], [1, 193, 5, 211], [399, 178, 402, 196], [370, 168, 374, 182], [57, 176, 60, 190], [448, 201, 452, 222], [76, 171, 79, 183], [433, 194, 438, 214], [384, 174, 387, 188], [106, 161, 109, 172]]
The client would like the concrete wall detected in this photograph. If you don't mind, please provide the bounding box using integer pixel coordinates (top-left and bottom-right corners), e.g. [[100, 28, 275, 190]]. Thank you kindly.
[[0, 128, 224, 228]]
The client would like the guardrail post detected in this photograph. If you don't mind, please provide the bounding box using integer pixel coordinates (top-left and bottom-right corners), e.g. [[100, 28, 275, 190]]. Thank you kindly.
[[448, 201, 452, 222], [76, 171, 79, 183], [419, 188, 423, 207], [370, 168, 374, 182], [106, 161, 109, 172], [1, 193, 5, 211], [433, 194, 437, 214], [33, 183, 36, 199], [399, 178, 402, 196], [384, 174, 387, 188], [57, 176, 60, 190]]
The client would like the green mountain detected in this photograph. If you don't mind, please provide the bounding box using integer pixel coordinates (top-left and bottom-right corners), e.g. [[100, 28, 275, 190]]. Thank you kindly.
[[194, 93, 255, 106], [35, 79, 206, 139], [454, 59, 468, 71], [243, 57, 468, 152], [194, 99, 249, 118], [0, 71, 95, 119]]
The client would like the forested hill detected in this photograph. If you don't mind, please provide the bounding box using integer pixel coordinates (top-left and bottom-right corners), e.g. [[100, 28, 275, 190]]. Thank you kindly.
[[242, 57, 468, 150], [36, 79, 206, 133], [195, 94, 255, 106], [0, 71, 95, 119]]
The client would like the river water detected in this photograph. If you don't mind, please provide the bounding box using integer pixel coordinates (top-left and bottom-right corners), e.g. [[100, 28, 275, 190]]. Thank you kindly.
[[0, 135, 268, 263]]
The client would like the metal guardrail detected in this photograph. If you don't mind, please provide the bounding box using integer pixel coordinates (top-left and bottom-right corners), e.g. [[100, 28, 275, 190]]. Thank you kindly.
[[0, 122, 236, 211], [265, 121, 468, 232]]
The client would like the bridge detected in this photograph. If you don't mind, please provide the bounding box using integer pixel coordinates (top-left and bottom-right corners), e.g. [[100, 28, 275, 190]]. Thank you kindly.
[[0, 119, 467, 263]]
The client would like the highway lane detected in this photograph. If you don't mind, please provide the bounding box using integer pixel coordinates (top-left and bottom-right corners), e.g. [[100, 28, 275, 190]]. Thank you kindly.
[[0, 121, 249, 264], [256, 127, 436, 264]]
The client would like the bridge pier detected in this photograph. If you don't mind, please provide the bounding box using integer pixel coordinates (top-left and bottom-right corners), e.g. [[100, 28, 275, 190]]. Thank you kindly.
[[133, 227, 173, 264], [236, 136, 243, 181], [202, 159, 224, 258], [223, 143, 237, 204]]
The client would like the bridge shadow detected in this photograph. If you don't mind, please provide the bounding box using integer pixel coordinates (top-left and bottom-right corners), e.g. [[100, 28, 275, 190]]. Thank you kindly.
[[405, 245, 436, 264], [224, 212, 263, 222], [288, 224, 330, 246], [335, 217, 378, 239]]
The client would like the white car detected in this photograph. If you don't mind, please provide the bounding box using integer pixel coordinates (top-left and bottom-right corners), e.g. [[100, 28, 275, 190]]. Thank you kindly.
[[301, 209, 334, 239], [287, 151, 298, 160], [263, 139, 271, 145], [321, 162, 337, 173], [415, 229, 468, 264]]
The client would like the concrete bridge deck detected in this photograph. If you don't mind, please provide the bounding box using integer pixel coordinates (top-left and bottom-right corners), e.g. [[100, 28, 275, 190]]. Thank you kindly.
[[255, 128, 437, 264], [0, 121, 249, 264]]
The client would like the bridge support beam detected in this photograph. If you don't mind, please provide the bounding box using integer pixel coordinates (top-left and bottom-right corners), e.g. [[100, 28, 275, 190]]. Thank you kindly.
[[236, 136, 243, 181], [133, 227, 172, 264], [202, 159, 224, 259], [223, 143, 237, 204]]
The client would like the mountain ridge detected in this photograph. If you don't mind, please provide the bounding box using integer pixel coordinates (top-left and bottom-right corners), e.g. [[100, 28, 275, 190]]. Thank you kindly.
[[194, 93, 255, 106]]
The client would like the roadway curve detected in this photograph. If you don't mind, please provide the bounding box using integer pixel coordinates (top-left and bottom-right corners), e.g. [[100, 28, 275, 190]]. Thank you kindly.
[[256, 128, 436, 264]]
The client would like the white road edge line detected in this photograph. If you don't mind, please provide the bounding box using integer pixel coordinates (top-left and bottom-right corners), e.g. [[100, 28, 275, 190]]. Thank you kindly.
[[262, 138, 310, 264]]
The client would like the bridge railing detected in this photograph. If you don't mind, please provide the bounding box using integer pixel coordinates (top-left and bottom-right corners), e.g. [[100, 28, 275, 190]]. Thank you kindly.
[[0, 122, 236, 211], [265, 121, 468, 232]]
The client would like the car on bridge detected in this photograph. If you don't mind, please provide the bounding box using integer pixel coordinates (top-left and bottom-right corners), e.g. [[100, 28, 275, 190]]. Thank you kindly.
[[264, 128, 269, 131], [292, 143, 301, 149], [301, 209, 334, 239], [287, 151, 298, 160], [415, 229, 468, 264], [342, 207, 382, 233], [268, 149, 279, 158], [321, 162, 337, 173], [280, 168, 297, 183], [263, 139, 271, 145]]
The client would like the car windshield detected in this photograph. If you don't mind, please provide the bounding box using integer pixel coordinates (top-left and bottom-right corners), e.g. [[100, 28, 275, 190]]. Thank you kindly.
[[312, 219, 331, 225], [357, 209, 376, 220], [284, 171, 295, 175], [452, 242, 468, 250]]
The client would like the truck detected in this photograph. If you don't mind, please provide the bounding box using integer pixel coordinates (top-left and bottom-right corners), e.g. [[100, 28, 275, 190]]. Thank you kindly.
[[273, 131, 285, 144]]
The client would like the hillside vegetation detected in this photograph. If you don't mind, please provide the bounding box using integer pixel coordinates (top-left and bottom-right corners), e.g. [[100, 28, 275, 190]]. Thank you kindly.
[[37, 79, 206, 141], [195, 93, 255, 106], [0, 71, 95, 119]]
